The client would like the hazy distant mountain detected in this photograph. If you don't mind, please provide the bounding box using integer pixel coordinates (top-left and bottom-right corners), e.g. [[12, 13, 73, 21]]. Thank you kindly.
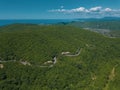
[[76, 17, 120, 21], [102, 17, 120, 20]]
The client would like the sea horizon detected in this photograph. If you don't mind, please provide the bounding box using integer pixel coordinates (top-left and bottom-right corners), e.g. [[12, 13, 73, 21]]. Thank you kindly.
[[0, 19, 74, 26], [0, 17, 120, 26]]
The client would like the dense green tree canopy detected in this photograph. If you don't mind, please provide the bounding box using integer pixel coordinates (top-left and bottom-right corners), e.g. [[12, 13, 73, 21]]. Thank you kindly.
[[0, 24, 120, 90]]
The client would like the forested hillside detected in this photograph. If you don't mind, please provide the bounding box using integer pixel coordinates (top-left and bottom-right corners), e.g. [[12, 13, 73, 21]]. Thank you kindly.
[[67, 21, 120, 37], [0, 24, 120, 90]]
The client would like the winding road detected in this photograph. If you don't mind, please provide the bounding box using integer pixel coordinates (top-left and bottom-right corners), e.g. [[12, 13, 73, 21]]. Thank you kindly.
[[63, 48, 82, 57], [0, 48, 82, 68]]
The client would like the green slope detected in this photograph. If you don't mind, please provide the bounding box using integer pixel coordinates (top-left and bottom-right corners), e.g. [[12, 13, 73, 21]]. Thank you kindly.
[[0, 24, 120, 90], [67, 21, 120, 37]]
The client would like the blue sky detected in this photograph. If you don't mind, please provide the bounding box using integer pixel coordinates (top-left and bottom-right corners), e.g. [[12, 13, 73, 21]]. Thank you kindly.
[[0, 0, 120, 19]]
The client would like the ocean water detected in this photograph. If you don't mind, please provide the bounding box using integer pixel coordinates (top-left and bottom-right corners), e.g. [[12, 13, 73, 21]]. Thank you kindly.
[[0, 19, 72, 26]]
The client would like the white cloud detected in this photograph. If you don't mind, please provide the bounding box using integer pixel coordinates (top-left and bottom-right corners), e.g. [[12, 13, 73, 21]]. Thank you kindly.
[[104, 8, 112, 12], [49, 9, 66, 13], [49, 6, 120, 17], [71, 7, 86, 12], [49, 7, 88, 13], [89, 6, 102, 12]]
